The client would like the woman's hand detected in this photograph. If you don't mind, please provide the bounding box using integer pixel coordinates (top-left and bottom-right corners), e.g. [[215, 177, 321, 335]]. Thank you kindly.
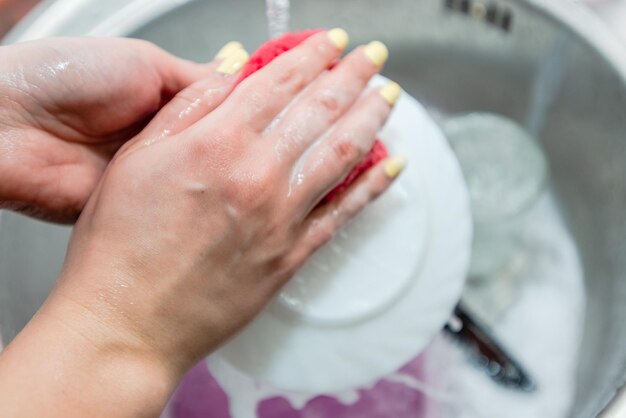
[[0, 37, 246, 222], [0, 30, 405, 418], [59, 30, 403, 370]]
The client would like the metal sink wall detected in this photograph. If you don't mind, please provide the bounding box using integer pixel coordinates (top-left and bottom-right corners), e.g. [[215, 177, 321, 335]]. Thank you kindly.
[[1, 0, 626, 416], [130, 2, 626, 414]]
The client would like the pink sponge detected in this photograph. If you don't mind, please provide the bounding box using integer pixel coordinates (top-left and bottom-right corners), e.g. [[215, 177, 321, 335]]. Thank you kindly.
[[238, 30, 324, 80], [238, 30, 389, 203]]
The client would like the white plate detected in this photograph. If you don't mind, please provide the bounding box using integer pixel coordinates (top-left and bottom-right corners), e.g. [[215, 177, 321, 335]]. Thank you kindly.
[[214, 75, 472, 393]]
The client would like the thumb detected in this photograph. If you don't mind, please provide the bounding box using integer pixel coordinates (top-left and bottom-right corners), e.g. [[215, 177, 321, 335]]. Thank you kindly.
[[139, 41, 250, 140]]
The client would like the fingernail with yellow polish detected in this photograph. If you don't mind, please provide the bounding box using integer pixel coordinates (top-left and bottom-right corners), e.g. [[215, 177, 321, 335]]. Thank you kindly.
[[384, 155, 408, 179], [214, 41, 244, 60], [216, 48, 249, 75], [327, 28, 349, 51], [379, 81, 402, 105], [364, 41, 389, 67]]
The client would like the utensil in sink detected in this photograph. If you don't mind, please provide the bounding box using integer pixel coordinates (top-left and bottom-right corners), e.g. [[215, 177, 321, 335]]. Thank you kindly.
[[444, 303, 536, 392]]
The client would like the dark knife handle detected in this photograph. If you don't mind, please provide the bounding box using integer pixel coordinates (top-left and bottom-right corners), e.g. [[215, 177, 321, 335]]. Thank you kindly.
[[444, 304, 536, 392]]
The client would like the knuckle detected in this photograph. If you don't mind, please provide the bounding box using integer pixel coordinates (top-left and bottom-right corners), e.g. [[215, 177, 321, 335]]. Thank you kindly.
[[314, 221, 336, 247], [205, 124, 250, 155], [351, 196, 371, 219], [276, 250, 305, 282], [214, 123, 245, 144], [254, 163, 277, 190], [313, 91, 342, 118], [265, 228, 296, 256], [239, 184, 270, 210], [332, 140, 361, 166], [230, 185, 268, 213], [185, 138, 213, 161], [275, 64, 307, 93], [184, 126, 242, 163], [350, 192, 371, 214], [227, 164, 277, 211], [369, 176, 389, 200]]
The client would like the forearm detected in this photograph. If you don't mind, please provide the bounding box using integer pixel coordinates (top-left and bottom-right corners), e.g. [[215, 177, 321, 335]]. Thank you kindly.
[[0, 294, 177, 418]]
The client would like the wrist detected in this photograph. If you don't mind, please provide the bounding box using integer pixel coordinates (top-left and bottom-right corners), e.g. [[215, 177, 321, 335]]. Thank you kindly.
[[0, 292, 179, 418], [43, 292, 180, 403]]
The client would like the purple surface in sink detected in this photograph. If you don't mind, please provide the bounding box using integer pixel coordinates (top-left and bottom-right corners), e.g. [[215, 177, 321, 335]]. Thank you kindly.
[[170, 353, 433, 418], [170, 361, 230, 418], [257, 378, 428, 418]]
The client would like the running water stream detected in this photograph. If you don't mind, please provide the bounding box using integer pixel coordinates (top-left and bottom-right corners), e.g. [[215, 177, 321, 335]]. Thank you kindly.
[[265, 0, 290, 38]]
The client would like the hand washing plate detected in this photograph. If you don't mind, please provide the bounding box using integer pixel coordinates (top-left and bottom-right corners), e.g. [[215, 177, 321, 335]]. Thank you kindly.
[[214, 75, 472, 394]]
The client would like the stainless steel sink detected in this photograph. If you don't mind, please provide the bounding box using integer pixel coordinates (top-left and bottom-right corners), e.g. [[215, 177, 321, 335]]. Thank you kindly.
[[2, 0, 626, 416]]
